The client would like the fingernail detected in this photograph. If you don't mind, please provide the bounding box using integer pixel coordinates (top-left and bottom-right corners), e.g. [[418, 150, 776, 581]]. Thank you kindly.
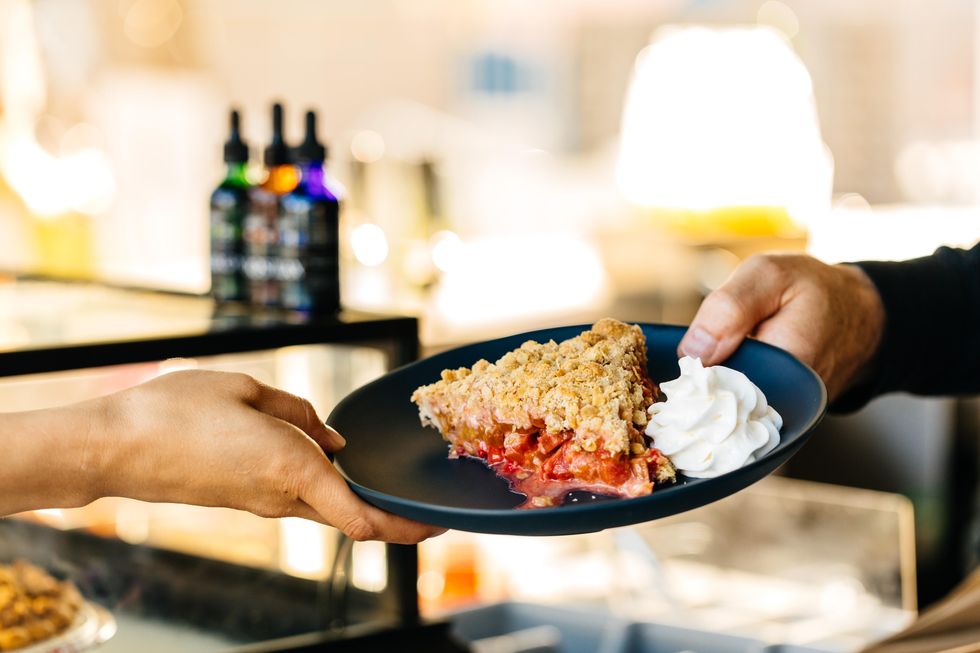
[[681, 327, 717, 361], [326, 425, 347, 447]]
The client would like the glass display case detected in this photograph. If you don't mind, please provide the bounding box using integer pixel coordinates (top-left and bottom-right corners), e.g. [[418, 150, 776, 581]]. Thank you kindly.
[[0, 279, 422, 651]]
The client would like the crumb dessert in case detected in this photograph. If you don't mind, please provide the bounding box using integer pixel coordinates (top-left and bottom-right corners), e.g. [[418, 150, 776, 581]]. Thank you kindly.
[[411, 318, 676, 507], [0, 561, 83, 651]]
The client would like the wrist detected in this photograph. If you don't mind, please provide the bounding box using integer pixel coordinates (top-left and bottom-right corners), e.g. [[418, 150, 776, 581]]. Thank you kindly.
[[44, 397, 115, 508], [73, 396, 115, 504], [87, 390, 144, 502], [838, 263, 886, 389]]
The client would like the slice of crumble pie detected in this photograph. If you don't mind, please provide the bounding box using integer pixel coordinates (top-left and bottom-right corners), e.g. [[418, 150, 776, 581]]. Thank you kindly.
[[411, 318, 676, 507]]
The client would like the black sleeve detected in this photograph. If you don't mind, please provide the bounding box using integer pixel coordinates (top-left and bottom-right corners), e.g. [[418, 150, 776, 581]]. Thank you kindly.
[[831, 241, 980, 413]]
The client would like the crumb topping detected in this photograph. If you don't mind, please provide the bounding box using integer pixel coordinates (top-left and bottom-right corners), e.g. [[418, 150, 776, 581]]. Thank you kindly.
[[411, 318, 653, 455]]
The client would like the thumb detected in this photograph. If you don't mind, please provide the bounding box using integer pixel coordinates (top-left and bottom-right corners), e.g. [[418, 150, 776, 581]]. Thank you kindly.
[[679, 256, 791, 365]]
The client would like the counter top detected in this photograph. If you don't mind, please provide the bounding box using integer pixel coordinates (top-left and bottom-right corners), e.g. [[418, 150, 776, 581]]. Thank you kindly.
[[0, 279, 418, 376]]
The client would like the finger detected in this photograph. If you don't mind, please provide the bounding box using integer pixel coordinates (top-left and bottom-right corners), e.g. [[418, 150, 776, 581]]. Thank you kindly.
[[280, 500, 445, 543], [301, 457, 445, 544], [679, 256, 792, 366], [247, 381, 346, 452]]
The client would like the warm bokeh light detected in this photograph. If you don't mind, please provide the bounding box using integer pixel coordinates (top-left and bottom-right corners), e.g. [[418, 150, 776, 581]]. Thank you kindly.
[[351, 223, 390, 267], [279, 517, 328, 579], [416, 571, 445, 601], [1, 136, 116, 218], [616, 26, 832, 229], [350, 130, 386, 163], [351, 541, 388, 593], [430, 230, 462, 273]]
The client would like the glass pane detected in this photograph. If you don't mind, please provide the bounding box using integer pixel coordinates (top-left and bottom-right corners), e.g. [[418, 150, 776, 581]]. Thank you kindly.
[[418, 476, 915, 651]]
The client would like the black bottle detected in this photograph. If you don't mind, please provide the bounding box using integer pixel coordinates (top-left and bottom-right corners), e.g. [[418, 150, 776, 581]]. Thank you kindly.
[[209, 110, 251, 302], [278, 110, 341, 314], [243, 103, 299, 307]]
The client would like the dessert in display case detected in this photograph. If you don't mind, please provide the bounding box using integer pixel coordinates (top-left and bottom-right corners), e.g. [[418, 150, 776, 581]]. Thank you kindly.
[[0, 560, 114, 652]]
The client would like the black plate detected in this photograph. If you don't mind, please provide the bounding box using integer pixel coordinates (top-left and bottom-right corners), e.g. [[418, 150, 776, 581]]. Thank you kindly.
[[329, 323, 826, 536]]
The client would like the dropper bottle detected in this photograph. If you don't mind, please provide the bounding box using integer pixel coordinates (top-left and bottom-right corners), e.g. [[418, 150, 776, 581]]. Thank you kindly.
[[243, 102, 298, 307], [261, 103, 300, 195], [209, 109, 251, 303], [279, 110, 341, 313]]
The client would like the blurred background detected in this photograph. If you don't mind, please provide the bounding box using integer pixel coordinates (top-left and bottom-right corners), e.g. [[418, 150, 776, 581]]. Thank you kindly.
[[0, 0, 979, 651], [3, 0, 977, 313]]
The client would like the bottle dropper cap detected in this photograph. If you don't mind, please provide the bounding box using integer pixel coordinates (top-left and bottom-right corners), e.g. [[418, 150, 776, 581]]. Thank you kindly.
[[294, 110, 327, 163], [263, 102, 292, 167], [223, 109, 249, 163]]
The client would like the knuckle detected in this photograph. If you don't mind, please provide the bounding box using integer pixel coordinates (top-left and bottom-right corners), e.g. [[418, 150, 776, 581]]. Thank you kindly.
[[231, 372, 262, 400], [708, 288, 748, 323], [340, 515, 377, 542], [799, 277, 830, 302], [745, 254, 782, 278], [299, 397, 318, 421]]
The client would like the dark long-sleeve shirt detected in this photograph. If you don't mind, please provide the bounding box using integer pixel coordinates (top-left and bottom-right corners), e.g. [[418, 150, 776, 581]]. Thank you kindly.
[[832, 240, 980, 412]]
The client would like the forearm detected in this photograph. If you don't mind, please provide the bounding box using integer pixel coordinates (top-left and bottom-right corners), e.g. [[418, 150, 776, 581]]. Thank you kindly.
[[0, 399, 108, 516]]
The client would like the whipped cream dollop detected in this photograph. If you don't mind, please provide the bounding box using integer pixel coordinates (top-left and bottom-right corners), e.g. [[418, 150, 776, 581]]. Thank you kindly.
[[645, 356, 782, 478]]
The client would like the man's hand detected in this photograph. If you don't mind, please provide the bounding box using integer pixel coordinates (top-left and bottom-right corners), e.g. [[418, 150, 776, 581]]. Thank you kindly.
[[678, 254, 886, 400]]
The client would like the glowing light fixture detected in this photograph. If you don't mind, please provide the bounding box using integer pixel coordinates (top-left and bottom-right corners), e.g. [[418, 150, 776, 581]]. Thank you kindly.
[[434, 234, 606, 327], [616, 27, 832, 232]]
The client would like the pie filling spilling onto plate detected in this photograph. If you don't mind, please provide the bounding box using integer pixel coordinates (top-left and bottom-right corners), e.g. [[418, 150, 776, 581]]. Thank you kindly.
[[411, 318, 676, 508]]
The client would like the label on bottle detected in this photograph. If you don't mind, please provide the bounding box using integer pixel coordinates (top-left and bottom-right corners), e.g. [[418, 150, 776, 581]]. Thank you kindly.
[[210, 187, 247, 302], [243, 188, 281, 306], [278, 194, 340, 313]]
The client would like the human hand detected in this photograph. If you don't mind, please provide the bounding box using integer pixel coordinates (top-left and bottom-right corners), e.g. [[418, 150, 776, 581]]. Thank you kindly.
[[91, 370, 443, 544], [677, 254, 886, 400]]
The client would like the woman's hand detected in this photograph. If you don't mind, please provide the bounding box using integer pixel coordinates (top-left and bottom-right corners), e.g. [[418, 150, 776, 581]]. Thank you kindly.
[[678, 254, 886, 400], [1, 370, 443, 544], [98, 370, 443, 543]]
